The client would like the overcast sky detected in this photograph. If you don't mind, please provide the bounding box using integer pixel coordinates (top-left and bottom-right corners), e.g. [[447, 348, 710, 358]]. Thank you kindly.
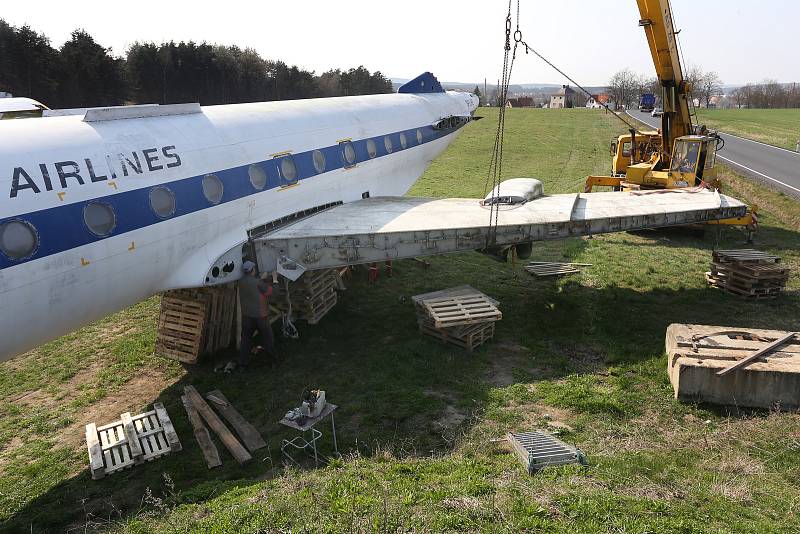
[[3, 1, 796, 87]]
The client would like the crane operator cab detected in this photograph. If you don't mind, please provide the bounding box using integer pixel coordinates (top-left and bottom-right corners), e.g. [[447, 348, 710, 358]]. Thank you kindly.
[[667, 134, 718, 188]]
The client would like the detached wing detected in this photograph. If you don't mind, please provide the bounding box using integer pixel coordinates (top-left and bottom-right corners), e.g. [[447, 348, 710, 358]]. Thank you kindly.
[[253, 190, 746, 271]]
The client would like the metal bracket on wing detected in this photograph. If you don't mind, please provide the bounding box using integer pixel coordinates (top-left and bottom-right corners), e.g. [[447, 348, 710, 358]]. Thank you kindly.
[[277, 255, 307, 282]]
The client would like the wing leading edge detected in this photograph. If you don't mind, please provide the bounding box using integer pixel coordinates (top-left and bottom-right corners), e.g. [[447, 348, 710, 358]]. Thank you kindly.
[[253, 190, 747, 271]]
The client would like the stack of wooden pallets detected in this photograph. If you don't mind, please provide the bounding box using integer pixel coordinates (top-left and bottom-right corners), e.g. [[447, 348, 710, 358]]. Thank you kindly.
[[155, 284, 238, 363], [705, 249, 790, 299], [412, 286, 502, 352], [85, 402, 181, 480], [274, 268, 338, 324]]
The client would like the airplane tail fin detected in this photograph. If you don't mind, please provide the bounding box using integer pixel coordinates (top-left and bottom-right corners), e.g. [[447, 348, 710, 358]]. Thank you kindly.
[[398, 72, 444, 94]]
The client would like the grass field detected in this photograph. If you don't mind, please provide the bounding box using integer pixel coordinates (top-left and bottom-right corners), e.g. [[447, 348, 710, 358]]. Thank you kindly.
[[695, 108, 800, 150], [1, 108, 799, 533]]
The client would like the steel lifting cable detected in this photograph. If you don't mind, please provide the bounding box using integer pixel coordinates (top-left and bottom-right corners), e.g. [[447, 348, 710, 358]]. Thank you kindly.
[[484, 0, 518, 247]]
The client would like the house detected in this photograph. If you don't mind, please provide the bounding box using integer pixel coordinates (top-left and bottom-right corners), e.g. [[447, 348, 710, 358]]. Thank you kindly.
[[549, 85, 575, 108], [586, 93, 610, 109]]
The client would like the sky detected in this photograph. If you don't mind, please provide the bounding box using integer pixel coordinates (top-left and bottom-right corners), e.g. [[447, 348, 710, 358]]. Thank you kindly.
[[2, 0, 797, 87]]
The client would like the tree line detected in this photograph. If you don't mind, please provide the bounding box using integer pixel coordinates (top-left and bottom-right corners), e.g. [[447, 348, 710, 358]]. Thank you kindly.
[[730, 82, 800, 109], [0, 20, 393, 108]]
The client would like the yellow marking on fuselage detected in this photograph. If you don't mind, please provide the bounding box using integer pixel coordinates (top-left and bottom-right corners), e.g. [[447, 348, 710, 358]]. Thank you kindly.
[[108, 181, 118, 190], [128, 241, 136, 251], [57, 192, 66, 201], [80, 258, 90, 266], [270, 150, 292, 158], [336, 138, 352, 143], [278, 183, 300, 191]]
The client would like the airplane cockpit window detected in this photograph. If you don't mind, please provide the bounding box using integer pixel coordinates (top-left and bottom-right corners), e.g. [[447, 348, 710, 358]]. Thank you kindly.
[[248, 164, 267, 190], [83, 202, 116, 237], [279, 156, 297, 184], [341, 141, 356, 167], [149, 186, 176, 218], [0, 220, 38, 260], [400, 133, 408, 149], [313, 150, 326, 173], [384, 136, 393, 154], [202, 174, 224, 204], [366, 139, 377, 158], [416, 129, 423, 144]]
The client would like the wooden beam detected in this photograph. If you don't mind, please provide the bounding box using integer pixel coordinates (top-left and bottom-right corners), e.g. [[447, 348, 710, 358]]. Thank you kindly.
[[716, 332, 797, 376], [120, 412, 144, 464], [85, 423, 105, 480], [205, 390, 266, 452], [181, 395, 222, 469], [184, 386, 252, 465], [154, 402, 182, 452]]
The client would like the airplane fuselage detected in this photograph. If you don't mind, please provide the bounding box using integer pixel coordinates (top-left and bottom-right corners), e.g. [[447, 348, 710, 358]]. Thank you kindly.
[[0, 88, 478, 359]]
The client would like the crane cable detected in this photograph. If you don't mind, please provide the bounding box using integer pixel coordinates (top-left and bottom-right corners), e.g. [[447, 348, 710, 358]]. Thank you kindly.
[[483, 0, 519, 247]]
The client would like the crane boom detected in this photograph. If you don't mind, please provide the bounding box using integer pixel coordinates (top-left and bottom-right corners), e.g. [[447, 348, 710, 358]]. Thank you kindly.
[[636, 0, 693, 153]]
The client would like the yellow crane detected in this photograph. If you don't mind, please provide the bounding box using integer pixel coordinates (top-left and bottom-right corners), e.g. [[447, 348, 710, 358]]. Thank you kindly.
[[584, 0, 756, 236]]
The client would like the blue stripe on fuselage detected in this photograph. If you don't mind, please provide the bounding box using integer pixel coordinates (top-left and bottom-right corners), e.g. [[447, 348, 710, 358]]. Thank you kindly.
[[0, 120, 468, 269]]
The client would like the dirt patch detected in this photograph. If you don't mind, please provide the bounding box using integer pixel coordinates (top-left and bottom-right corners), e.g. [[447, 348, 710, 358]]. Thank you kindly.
[[514, 402, 574, 432], [434, 405, 469, 429]]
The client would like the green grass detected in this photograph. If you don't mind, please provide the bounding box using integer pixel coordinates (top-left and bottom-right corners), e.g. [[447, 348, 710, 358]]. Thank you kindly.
[[695, 108, 800, 150], [1, 108, 799, 533]]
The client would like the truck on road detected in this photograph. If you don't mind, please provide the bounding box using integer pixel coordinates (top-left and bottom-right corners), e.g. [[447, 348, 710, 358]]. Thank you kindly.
[[639, 93, 656, 112]]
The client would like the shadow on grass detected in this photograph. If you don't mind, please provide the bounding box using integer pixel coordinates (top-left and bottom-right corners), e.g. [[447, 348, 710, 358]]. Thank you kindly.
[[6, 229, 800, 532]]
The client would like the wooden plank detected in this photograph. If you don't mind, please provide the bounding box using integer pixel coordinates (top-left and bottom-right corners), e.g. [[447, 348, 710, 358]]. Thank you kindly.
[[184, 386, 252, 465], [716, 332, 798, 376], [154, 402, 182, 452], [205, 390, 266, 452], [85, 423, 105, 480], [120, 412, 144, 464], [181, 395, 222, 469]]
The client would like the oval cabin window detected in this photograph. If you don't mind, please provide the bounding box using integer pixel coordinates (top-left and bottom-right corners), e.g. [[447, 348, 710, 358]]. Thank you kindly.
[[202, 174, 224, 204], [312, 150, 326, 173], [149, 186, 176, 218], [416, 129, 423, 144], [341, 141, 356, 166], [0, 220, 38, 260], [83, 202, 116, 237], [280, 156, 297, 184], [400, 133, 408, 149], [384, 136, 393, 154], [366, 139, 377, 158], [248, 164, 267, 190]]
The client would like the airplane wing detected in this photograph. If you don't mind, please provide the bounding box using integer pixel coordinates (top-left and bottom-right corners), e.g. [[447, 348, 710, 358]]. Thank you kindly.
[[251, 189, 747, 273]]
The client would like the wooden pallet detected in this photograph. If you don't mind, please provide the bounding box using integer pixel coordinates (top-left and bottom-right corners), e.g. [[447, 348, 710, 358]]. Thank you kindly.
[[419, 320, 495, 352], [712, 249, 781, 264], [273, 269, 338, 324], [156, 285, 239, 364], [710, 262, 790, 280], [86, 403, 181, 480], [525, 262, 589, 278], [421, 294, 502, 329], [155, 296, 207, 363]]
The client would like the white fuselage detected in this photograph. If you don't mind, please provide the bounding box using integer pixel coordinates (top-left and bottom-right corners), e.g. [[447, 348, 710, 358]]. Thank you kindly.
[[0, 90, 478, 360]]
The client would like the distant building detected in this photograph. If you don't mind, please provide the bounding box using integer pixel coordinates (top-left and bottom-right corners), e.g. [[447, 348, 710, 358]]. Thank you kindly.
[[586, 93, 610, 109], [549, 85, 576, 108]]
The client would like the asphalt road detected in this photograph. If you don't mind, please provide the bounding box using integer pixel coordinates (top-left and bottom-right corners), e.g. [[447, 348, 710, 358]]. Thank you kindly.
[[627, 110, 800, 197]]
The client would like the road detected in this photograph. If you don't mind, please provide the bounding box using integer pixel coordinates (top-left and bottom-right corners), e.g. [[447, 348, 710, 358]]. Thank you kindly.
[[627, 110, 800, 197]]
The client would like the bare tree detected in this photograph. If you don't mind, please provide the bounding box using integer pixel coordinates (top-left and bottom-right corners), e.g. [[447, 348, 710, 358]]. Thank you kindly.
[[608, 69, 638, 109], [699, 71, 723, 107]]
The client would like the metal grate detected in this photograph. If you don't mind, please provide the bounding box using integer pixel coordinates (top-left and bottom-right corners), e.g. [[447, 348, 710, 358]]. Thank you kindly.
[[507, 431, 587, 473]]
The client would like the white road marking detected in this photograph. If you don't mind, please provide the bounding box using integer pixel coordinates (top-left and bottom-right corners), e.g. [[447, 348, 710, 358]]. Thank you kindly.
[[720, 131, 800, 156], [717, 155, 800, 194]]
